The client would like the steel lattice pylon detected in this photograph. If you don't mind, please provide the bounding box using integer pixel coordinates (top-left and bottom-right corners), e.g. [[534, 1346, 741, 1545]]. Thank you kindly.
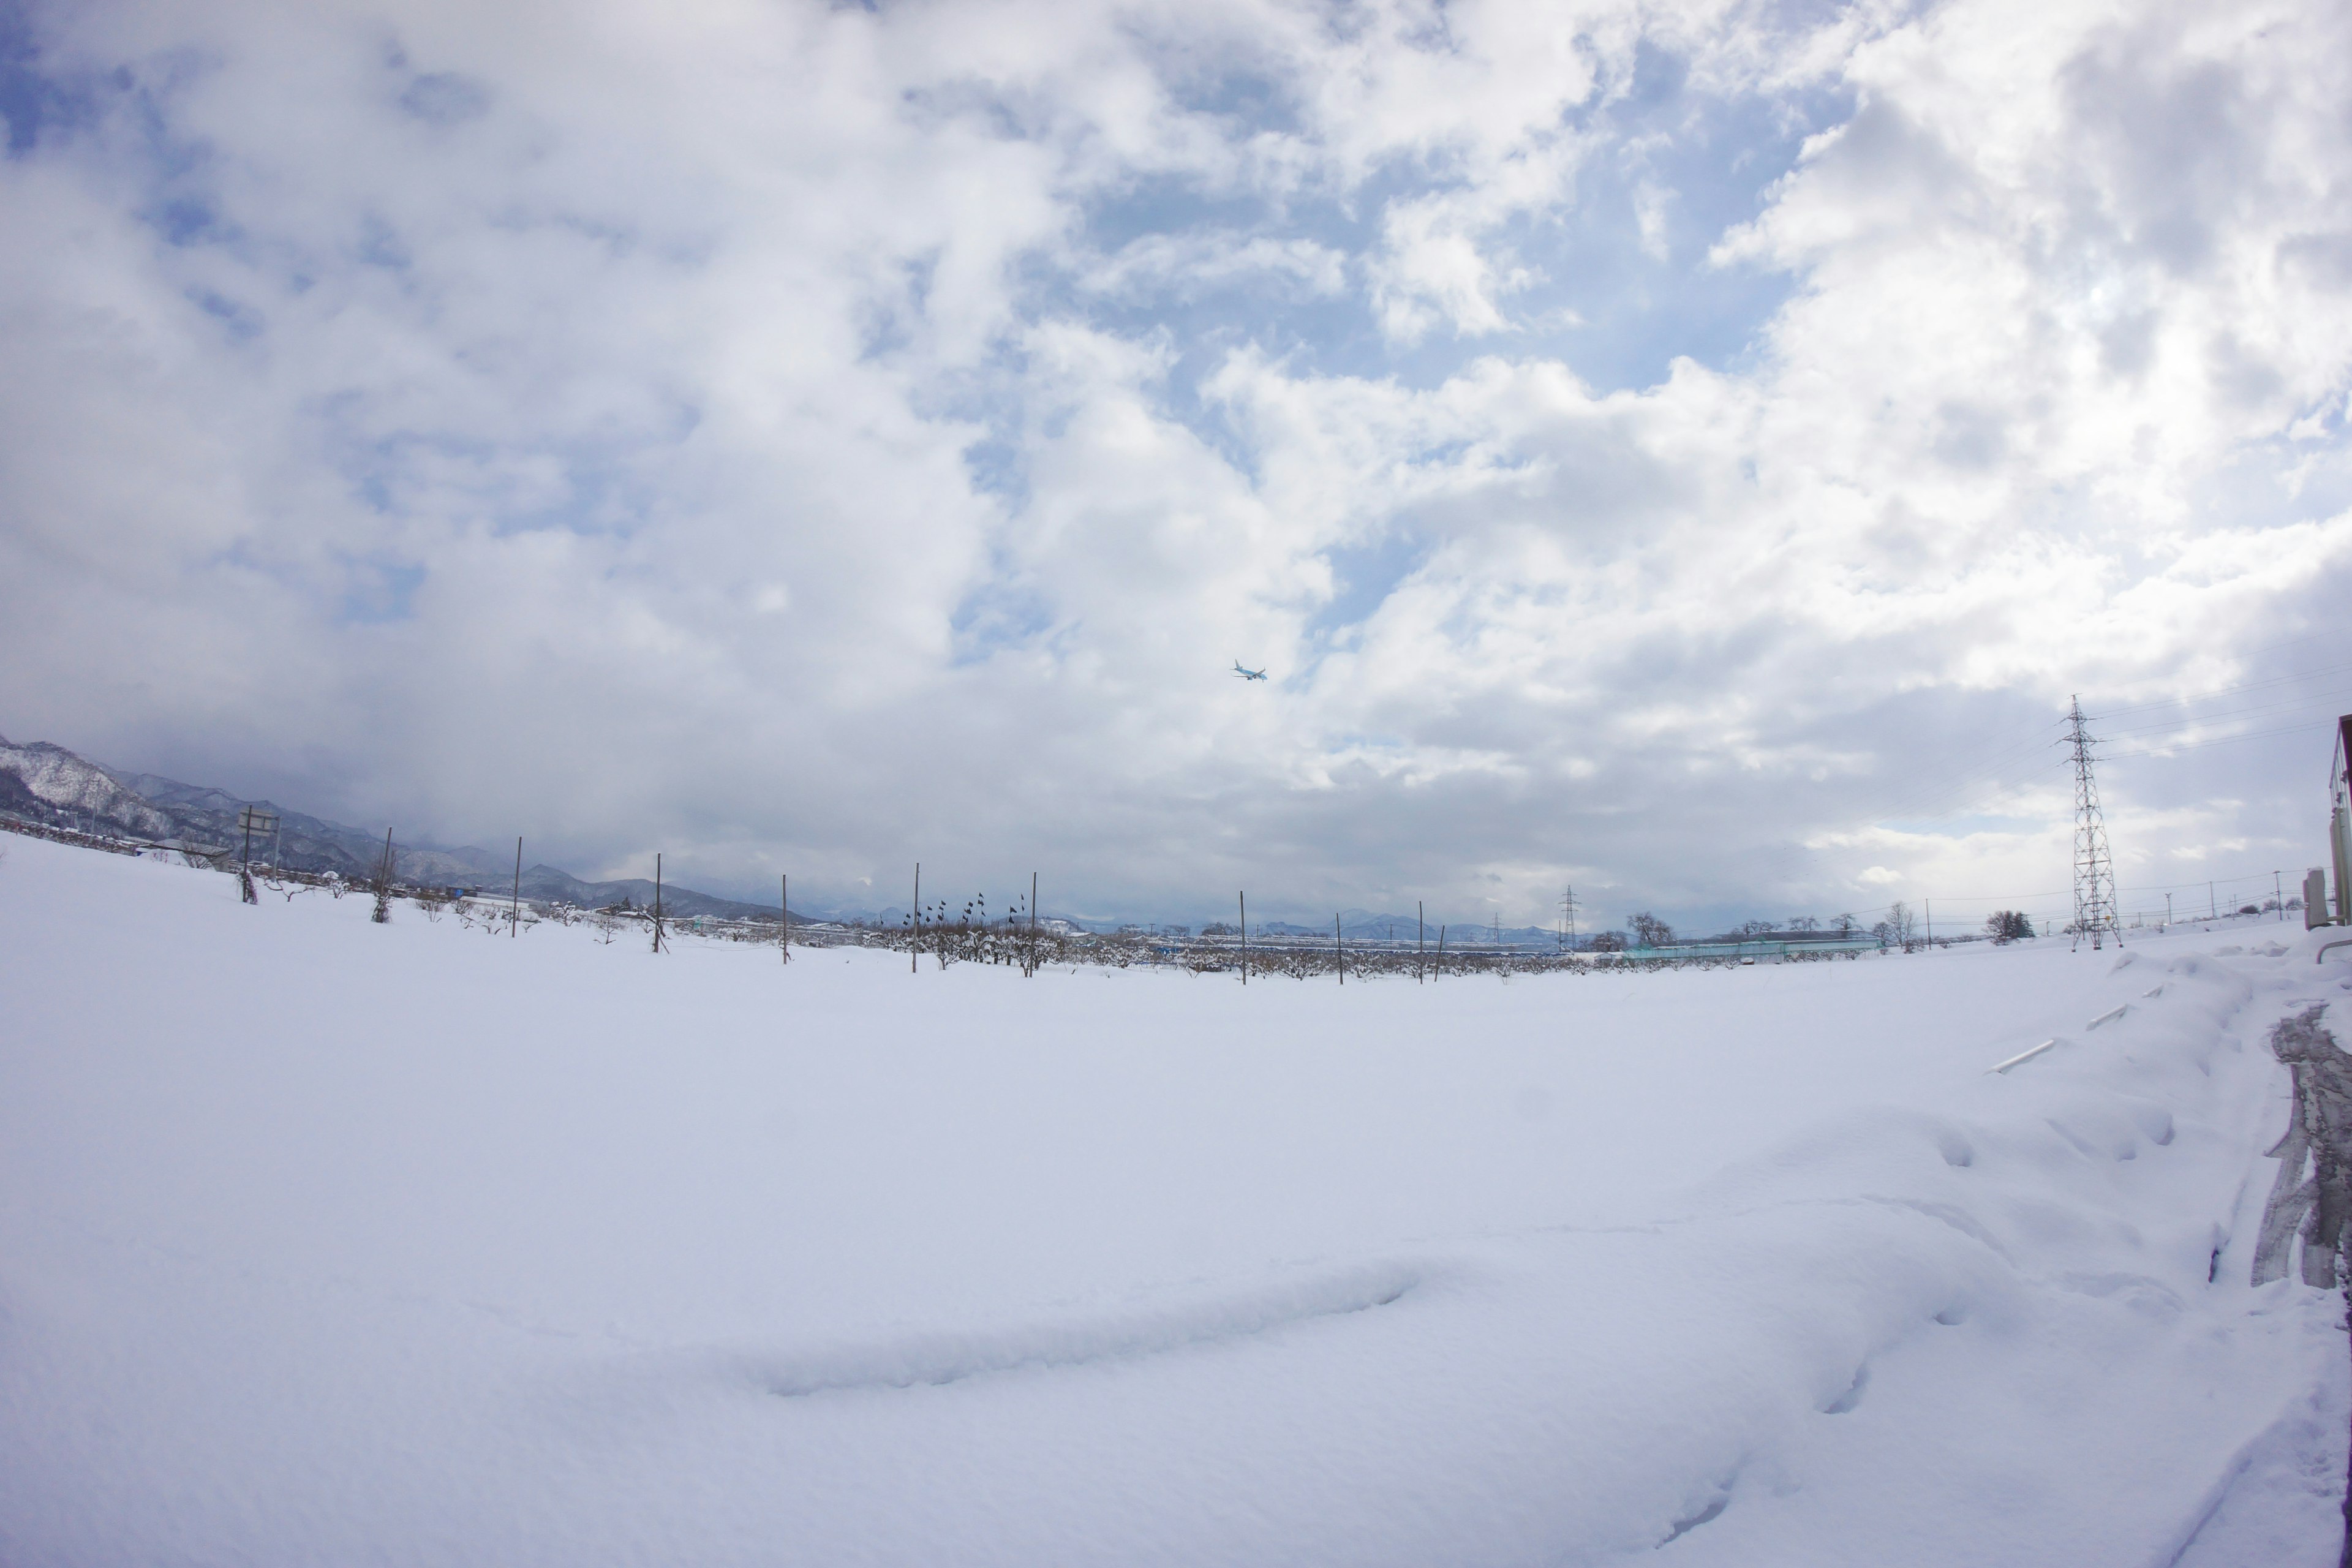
[[2067, 696, 2122, 951]]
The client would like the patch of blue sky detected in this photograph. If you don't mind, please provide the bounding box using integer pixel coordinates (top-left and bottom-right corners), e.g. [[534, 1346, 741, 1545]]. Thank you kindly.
[[2196, 420, 2352, 535], [334, 560, 425, 626], [1060, 166, 1382, 340], [948, 567, 1055, 666], [1044, 271, 1365, 481], [959, 429, 1034, 515], [355, 213, 412, 271], [333, 429, 493, 514], [857, 247, 940, 363], [903, 339, 1039, 508], [396, 70, 489, 127], [1300, 529, 1433, 653], [1079, 173, 1295, 257], [146, 194, 222, 246], [331, 425, 677, 541], [1041, 65, 1848, 426], [1161, 61, 1302, 138], [485, 445, 677, 539], [0, 1, 102, 156], [187, 287, 263, 341], [1501, 74, 1851, 391]]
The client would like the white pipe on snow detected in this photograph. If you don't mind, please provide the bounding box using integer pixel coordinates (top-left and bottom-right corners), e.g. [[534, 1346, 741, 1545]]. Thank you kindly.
[[1989, 1038, 2062, 1074]]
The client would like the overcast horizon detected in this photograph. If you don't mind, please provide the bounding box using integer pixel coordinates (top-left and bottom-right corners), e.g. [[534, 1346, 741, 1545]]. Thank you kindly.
[[3, 0, 2349, 935]]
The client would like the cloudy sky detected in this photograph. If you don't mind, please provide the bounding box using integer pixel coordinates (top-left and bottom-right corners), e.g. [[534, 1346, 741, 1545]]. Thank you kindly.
[[2, 0, 2349, 933]]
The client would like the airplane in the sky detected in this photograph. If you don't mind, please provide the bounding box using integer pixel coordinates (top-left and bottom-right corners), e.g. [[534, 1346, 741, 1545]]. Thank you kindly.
[[1232, 660, 1268, 681]]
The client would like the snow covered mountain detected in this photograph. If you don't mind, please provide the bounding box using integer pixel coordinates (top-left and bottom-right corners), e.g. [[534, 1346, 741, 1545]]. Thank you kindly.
[[1253, 908, 1573, 948], [0, 736, 178, 840], [0, 733, 779, 919]]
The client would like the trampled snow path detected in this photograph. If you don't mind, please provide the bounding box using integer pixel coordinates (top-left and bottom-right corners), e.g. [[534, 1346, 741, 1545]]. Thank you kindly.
[[2, 833, 2350, 1566]]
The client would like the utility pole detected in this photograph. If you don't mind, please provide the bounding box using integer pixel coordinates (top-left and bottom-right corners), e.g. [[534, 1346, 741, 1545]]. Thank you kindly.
[[1335, 914, 1343, 986], [2066, 696, 2122, 951], [371, 828, 394, 924], [1239, 892, 1247, 986], [782, 873, 790, 965], [2277, 870, 2285, 922], [651, 854, 667, 954], [236, 805, 276, 907], [510, 837, 522, 938], [1031, 872, 1038, 975], [1419, 900, 1425, 983], [912, 864, 920, 974]]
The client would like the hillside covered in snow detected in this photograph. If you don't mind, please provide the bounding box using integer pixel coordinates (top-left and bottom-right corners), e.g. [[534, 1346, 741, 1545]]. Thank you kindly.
[[4, 832, 2350, 1566], [0, 733, 787, 921]]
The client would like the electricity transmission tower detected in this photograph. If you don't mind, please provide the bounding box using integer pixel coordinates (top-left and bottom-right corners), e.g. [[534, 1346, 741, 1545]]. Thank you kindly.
[[1558, 886, 1579, 952], [2066, 696, 2122, 951]]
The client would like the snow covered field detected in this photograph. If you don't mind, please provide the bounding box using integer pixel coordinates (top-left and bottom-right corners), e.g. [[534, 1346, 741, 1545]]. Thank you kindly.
[[4, 833, 2350, 1566]]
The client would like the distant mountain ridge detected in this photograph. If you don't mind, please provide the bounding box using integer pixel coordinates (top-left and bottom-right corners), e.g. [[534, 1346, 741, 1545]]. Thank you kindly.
[[0, 733, 783, 922], [1, 733, 1603, 939], [1259, 909, 1573, 948]]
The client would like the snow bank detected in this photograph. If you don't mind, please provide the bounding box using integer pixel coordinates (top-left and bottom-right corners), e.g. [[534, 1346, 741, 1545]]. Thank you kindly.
[[2, 834, 2348, 1565]]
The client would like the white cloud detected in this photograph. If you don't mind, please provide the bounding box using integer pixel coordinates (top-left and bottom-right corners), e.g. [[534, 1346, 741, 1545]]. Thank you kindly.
[[1, 0, 2347, 932], [1079, 232, 1348, 300]]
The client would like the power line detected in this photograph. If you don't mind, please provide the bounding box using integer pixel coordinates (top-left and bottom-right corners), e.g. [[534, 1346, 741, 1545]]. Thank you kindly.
[[2095, 688, 2352, 738], [1853, 704, 2343, 835], [2089, 659, 2352, 721], [1850, 681, 2350, 838], [2103, 716, 2340, 760], [1906, 868, 2291, 905]]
